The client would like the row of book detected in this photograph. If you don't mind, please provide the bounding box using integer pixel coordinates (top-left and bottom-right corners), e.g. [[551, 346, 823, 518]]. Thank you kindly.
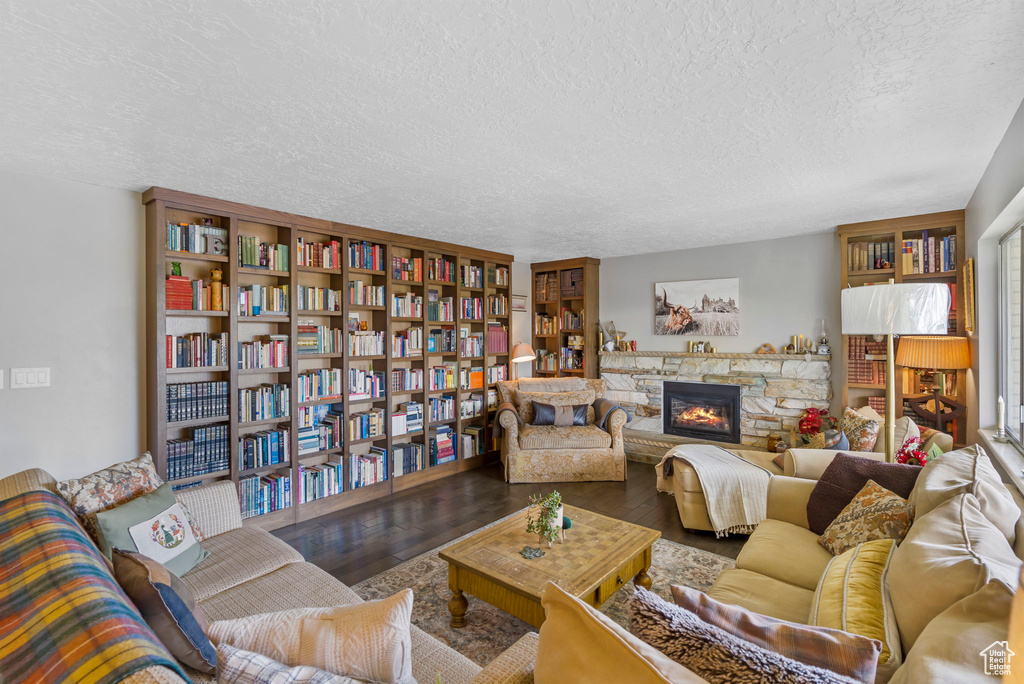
[[167, 222, 228, 255], [349, 369, 385, 399], [297, 286, 342, 313], [298, 462, 343, 503], [239, 427, 291, 471], [427, 290, 455, 321], [297, 324, 343, 356], [167, 381, 229, 423], [392, 401, 423, 435], [239, 284, 289, 316], [535, 315, 556, 335], [460, 332, 483, 357], [461, 265, 483, 288], [350, 331, 385, 356], [848, 242, 896, 271], [430, 426, 456, 466], [392, 293, 422, 318], [560, 268, 585, 297], [240, 473, 290, 518], [428, 257, 456, 283], [560, 348, 584, 370], [239, 335, 288, 369], [460, 297, 483, 320], [394, 442, 425, 476], [166, 275, 229, 312], [167, 425, 230, 480], [351, 448, 388, 488], [296, 237, 341, 269], [461, 394, 484, 418], [487, 364, 508, 383], [297, 404, 343, 455], [486, 322, 508, 354], [847, 336, 888, 384], [536, 350, 557, 371], [561, 308, 582, 329], [429, 363, 458, 390], [350, 241, 385, 271], [428, 327, 458, 352], [166, 332, 229, 369], [430, 395, 456, 422], [393, 328, 423, 357], [350, 408, 386, 440], [487, 294, 507, 316], [902, 233, 957, 274], [461, 425, 486, 457], [239, 236, 288, 272], [392, 256, 423, 281], [488, 266, 510, 287], [460, 367, 483, 390], [298, 368, 344, 403], [535, 272, 558, 301], [392, 368, 424, 392], [239, 383, 290, 423], [349, 281, 384, 306]]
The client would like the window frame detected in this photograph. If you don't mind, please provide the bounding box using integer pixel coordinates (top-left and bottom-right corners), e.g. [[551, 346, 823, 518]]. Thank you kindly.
[[998, 219, 1024, 449]]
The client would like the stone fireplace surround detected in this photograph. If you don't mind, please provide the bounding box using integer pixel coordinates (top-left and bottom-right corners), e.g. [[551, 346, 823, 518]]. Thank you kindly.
[[599, 351, 831, 461]]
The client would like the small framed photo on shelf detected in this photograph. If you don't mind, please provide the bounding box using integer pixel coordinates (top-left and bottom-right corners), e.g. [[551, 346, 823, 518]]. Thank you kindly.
[[511, 294, 528, 313]]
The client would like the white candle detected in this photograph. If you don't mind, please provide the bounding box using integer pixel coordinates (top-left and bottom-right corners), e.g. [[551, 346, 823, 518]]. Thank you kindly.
[[997, 396, 1005, 434]]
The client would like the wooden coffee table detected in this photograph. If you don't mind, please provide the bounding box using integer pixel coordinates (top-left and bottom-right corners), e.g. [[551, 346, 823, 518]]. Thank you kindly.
[[438, 505, 660, 628]]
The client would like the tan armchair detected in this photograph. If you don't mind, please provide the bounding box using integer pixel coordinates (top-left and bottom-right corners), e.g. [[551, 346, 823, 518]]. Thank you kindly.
[[495, 378, 628, 483]]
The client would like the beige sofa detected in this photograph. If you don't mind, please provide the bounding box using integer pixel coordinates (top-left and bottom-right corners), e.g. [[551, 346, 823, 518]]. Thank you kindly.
[[496, 378, 629, 483], [0, 468, 538, 684], [703, 446, 1023, 683]]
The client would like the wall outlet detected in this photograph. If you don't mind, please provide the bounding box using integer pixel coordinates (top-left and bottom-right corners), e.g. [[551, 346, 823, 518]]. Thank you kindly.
[[11, 367, 50, 389]]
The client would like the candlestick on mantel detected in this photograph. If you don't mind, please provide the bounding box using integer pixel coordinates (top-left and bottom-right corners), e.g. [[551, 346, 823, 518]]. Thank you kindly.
[[996, 396, 1007, 441]]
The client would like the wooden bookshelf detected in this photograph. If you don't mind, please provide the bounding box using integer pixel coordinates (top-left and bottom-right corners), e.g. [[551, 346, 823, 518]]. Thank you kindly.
[[837, 210, 966, 445], [530, 257, 600, 378], [145, 187, 512, 531]]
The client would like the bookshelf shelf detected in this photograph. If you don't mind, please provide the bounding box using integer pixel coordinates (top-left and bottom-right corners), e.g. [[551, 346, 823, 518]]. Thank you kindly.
[[901, 271, 957, 281], [846, 268, 895, 277], [848, 382, 885, 390], [147, 187, 512, 531], [531, 258, 600, 379]]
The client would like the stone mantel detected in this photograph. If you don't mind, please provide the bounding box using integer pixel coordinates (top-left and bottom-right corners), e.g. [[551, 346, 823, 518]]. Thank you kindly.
[[599, 349, 832, 453]]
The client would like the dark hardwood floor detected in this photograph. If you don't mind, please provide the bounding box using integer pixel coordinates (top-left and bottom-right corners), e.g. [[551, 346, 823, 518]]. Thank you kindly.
[[272, 461, 746, 587]]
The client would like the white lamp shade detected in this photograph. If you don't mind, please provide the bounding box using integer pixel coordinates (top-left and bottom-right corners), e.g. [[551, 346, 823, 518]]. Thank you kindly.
[[841, 283, 950, 336], [511, 343, 537, 363]]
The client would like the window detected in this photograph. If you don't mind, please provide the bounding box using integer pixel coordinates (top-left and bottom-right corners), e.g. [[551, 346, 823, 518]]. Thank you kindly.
[[1000, 221, 1023, 445]]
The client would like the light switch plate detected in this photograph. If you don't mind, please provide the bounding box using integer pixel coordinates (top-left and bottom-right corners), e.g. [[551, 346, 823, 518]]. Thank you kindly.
[[11, 367, 50, 389]]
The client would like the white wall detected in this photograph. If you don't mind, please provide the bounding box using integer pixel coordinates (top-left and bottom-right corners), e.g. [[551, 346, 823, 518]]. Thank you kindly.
[[599, 231, 842, 408], [965, 97, 1024, 442], [509, 264, 533, 378], [0, 169, 145, 480]]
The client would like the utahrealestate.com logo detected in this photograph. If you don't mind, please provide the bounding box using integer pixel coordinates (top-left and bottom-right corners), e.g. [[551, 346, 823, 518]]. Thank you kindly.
[[980, 641, 1014, 676]]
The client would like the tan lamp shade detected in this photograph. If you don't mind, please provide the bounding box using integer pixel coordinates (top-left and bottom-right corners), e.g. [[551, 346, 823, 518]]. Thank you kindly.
[[895, 336, 971, 370], [511, 343, 537, 364]]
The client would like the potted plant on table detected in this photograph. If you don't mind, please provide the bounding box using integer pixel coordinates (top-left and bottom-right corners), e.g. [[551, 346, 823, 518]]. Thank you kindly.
[[526, 491, 563, 548]]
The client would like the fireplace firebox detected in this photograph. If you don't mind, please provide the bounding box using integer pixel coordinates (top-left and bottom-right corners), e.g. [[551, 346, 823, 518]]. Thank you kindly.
[[662, 381, 741, 444]]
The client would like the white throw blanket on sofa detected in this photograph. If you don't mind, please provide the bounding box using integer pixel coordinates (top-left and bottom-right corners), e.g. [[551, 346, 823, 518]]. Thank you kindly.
[[657, 444, 772, 537]]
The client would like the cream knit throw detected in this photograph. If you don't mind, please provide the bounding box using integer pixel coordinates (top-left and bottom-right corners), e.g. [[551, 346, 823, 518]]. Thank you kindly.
[[659, 444, 772, 537]]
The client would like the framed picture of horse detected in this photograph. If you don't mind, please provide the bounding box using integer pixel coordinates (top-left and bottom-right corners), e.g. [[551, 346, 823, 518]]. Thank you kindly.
[[654, 278, 740, 335]]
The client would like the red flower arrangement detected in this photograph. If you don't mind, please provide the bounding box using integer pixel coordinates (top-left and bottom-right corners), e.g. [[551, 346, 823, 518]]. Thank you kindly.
[[895, 437, 928, 467], [798, 408, 837, 436]]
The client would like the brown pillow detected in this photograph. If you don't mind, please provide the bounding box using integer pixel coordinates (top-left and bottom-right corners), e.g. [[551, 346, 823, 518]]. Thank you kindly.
[[531, 401, 588, 426], [806, 453, 921, 535], [818, 480, 915, 555], [112, 549, 216, 673]]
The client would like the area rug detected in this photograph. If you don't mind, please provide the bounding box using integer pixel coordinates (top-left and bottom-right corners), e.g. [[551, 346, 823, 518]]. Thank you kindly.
[[352, 510, 736, 666]]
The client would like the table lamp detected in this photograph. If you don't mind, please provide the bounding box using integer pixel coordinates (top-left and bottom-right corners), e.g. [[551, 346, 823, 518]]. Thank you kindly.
[[511, 342, 536, 380], [841, 283, 950, 461], [895, 336, 970, 431]]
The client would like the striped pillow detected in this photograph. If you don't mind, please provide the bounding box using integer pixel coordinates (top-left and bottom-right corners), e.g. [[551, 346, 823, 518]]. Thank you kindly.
[[671, 585, 881, 683], [217, 644, 360, 683]]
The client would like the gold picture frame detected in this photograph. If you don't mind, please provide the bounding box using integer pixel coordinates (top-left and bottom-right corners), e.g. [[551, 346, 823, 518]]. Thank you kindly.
[[963, 257, 975, 332]]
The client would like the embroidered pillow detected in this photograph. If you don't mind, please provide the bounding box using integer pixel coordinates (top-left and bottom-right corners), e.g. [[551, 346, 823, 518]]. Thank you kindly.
[[531, 401, 588, 426], [112, 549, 216, 673], [217, 645, 361, 684], [628, 587, 861, 683], [818, 480, 915, 555], [513, 389, 596, 424], [670, 584, 880, 683], [56, 452, 164, 537], [840, 407, 880, 452]]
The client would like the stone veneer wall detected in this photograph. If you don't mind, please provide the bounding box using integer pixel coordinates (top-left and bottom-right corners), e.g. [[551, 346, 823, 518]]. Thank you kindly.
[[600, 351, 832, 449]]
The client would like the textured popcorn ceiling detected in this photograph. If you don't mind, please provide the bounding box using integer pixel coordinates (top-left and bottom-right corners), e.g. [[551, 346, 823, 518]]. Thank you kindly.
[[1, 2, 1022, 263]]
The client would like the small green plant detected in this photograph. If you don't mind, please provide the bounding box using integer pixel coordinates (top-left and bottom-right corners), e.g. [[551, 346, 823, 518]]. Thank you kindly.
[[526, 490, 562, 547]]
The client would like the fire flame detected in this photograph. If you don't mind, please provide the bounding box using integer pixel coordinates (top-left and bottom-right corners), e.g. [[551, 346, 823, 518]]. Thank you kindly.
[[674, 405, 727, 429]]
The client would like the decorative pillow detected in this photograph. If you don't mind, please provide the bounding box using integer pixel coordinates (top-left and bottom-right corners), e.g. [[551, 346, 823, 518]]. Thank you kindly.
[[629, 587, 860, 683], [888, 579, 1014, 684], [840, 407, 880, 452], [809, 539, 902, 682], [207, 589, 415, 684], [670, 584, 881, 683], [55, 452, 163, 538], [535, 582, 700, 683], [818, 480, 915, 556], [909, 445, 1019, 544], [888, 494, 1021, 653], [112, 549, 216, 673], [94, 483, 209, 576], [514, 389, 596, 424], [531, 401, 588, 426], [217, 645, 360, 684], [806, 452, 921, 535]]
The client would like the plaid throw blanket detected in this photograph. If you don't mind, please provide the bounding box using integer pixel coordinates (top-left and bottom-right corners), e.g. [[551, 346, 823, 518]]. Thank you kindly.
[[0, 491, 187, 684]]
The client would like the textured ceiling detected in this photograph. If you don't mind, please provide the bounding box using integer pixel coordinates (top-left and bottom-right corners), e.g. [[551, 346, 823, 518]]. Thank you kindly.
[[2, 2, 1023, 263]]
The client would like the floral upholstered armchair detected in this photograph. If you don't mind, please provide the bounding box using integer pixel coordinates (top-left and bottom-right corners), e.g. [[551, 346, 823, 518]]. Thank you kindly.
[[495, 377, 629, 483]]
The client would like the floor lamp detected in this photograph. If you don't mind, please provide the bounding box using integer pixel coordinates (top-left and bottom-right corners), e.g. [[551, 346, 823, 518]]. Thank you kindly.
[[895, 336, 970, 430], [511, 342, 536, 380], [841, 283, 951, 461]]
